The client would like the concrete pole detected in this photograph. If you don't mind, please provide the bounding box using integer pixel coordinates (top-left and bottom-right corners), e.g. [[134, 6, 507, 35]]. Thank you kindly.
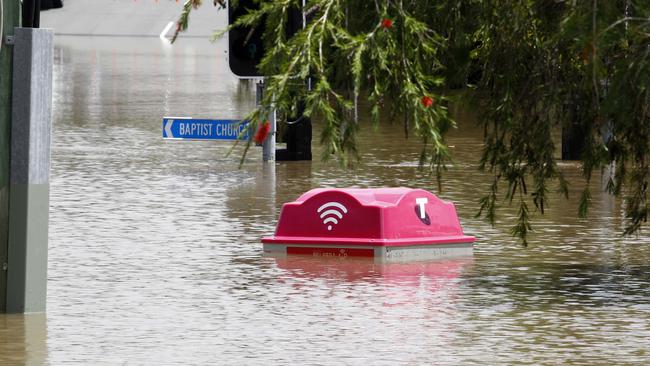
[[6, 27, 53, 313], [0, 0, 21, 314]]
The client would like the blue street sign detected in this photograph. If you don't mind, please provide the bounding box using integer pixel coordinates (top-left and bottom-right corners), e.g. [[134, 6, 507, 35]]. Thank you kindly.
[[162, 117, 249, 140]]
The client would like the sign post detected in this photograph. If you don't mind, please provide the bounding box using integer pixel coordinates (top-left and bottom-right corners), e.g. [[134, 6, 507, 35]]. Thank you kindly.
[[255, 81, 276, 162]]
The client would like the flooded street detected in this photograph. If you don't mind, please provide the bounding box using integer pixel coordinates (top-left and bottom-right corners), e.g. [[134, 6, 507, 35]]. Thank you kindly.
[[1, 35, 650, 365]]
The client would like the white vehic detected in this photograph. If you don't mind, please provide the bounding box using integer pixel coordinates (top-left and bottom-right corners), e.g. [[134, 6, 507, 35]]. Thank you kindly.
[[160, 21, 175, 40]]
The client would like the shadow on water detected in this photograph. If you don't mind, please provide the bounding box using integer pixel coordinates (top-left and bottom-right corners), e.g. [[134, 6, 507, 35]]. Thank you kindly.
[[466, 261, 650, 308], [270, 255, 474, 284]]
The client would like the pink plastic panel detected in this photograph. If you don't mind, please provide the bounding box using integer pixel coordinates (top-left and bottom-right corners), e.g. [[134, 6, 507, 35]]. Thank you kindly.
[[275, 189, 383, 239], [264, 188, 474, 246]]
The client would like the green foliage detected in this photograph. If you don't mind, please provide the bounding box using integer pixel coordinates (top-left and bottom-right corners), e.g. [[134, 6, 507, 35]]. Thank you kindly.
[[251, 0, 454, 171], [466, 0, 650, 244], [175, 0, 650, 246]]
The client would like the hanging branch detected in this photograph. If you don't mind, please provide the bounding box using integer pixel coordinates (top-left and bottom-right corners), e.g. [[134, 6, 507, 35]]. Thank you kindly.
[[172, 0, 650, 245]]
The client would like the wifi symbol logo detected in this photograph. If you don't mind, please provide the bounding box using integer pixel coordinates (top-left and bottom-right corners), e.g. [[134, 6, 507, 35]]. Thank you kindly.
[[317, 202, 348, 231]]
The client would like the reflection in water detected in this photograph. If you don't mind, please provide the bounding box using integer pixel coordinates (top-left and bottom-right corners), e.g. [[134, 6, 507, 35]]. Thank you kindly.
[[0, 314, 47, 366], [0, 35, 648, 365], [272, 255, 473, 285]]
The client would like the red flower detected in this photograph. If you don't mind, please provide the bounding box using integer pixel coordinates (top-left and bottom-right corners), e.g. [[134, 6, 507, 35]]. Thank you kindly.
[[253, 121, 271, 144], [421, 95, 434, 108], [381, 18, 393, 29]]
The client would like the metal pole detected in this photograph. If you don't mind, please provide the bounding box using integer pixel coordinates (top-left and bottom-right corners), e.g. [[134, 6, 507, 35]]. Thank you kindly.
[[0, 0, 21, 314], [263, 104, 276, 162], [257, 80, 276, 162]]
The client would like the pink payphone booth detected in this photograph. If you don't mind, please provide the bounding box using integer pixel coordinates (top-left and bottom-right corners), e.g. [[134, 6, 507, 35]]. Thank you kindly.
[[262, 188, 474, 262]]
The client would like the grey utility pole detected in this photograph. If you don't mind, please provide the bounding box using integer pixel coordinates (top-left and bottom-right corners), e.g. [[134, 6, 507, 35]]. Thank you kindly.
[[1, 0, 53, 313], [0, 0, 21, 314]]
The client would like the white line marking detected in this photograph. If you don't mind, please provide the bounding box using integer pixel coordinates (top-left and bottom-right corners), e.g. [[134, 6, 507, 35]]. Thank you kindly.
[[163, 116, 192, 119], [159, 21, 175, 41]]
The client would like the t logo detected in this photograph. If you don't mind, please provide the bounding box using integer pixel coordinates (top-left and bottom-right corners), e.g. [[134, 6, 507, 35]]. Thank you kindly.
[[415, 198, 428, 218], [415, 198, 431, 225]]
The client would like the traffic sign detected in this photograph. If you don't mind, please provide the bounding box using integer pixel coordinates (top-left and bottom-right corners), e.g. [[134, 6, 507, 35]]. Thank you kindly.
[[228, 0, 264, 77], [228, 1, 304, 78], [162, 118, 249, 140]]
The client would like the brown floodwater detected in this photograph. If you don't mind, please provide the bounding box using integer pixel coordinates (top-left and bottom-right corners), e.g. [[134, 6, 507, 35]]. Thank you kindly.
[[1, 35, 649, 365]]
